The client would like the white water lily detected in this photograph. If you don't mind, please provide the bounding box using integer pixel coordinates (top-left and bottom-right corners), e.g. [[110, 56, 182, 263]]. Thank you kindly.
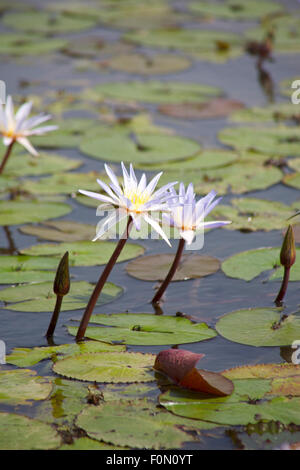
[[165, 183, 231, 245], [79, 162, 177, 246], [0, 95, 57, 156]]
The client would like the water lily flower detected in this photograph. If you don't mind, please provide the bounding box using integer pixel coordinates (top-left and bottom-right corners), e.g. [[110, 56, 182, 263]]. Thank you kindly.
[[0, 95, 58, 174], [152, 183, 231, 305], [79, 162, 176, 246], [76, 162, 177, 341]]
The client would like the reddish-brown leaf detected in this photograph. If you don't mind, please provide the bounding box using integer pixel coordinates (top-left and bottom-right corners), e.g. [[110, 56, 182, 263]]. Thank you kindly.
[[158, 98, 245, 120]]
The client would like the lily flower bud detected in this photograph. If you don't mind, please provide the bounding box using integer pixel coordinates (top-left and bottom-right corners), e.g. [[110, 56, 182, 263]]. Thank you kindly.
[[280, 225, 296, 269], [53, 251, 70, 297]]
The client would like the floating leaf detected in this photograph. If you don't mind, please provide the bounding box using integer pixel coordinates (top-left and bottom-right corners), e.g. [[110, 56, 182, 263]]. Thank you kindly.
[[213, 198, 294, 232], [125, 29, 243, 63], [20, 220, 95, 242], [0, 175, 19, 193], [154, 349, 234, 396], [59, 437, 125, 450], [80, 132, 201, 165], [230, 102, 300, 124], [0, 255, 59, 284], [4, 152, 83, 177], [222, 247, 300, 282], [126, 254, 220, 281], [0, 200, 71, 226], [67, 312, 217, 346], [53, 352, 155, 383], [21, 240, 144, 266], [103, 53, 191, 75], [62, 36, 133, 59], [6, 341, 125, 367], [0, 369, 52, 405], [283, 172, 300, 190], [0, 413, 61, 450], [280, 76, 299, 98], [92, 81, 222, 104], [219, 126, 300, 157], [0, 280, 122, 312], [189, 0, 284, 20], [0, 33, 67, 55], [158, 99, 245, 120], [215, 308, 300, 347], [76, 399, 196, 449], [3, 11, 98, 34]]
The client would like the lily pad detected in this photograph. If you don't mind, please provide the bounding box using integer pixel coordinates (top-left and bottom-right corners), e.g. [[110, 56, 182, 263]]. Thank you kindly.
[[75, 399, 195, 449], [0, 33, 68, 55], [213, 198, 294, 232], [6, 341, 126, 367], [92, 81, 222, 104], [0, 369, 52, 405], [280, 76, 299, 98], [0, 280, 122, 312], [125, 29, 243, 63], [0, 200, 71, 226], [0, 413, 61, 450], [216, 308, 300, 347], [53, 352, 155, 383], [62, 36, 133, 59], [20, 220, 95, 242], [0, 255, 59, 284], [158, 98, 245, 120], [4, 152, 83, 177], [190, 0, 284, 20], [283, 172, 300, 190], [222, 247, 300, 282], [219, 126, 300, 157], [21, 240, 144, 266], [59, 437, 125, 450], [230, 102, 300, 124], [80, 132, 201, 165], [126, 254, 220, 281], [3, 11, 98, 34], [103, 53, 191, 75], [0, 176, 20, 193], [67, 312, 217, 346]]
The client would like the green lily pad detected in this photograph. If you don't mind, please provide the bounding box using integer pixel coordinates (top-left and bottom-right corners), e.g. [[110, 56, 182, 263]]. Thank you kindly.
[[230, 102, 300, 124], [0, 200, 71, 225], [215, 308, 300, 347], [283, 172, 300, 190], [125, 29, 243, 63], [21, 240, 144, 266], [219, 126, 300, 157], [0, 255, 59, 284], [0, 412, 61, 450], [92, 81, 222, 104], [4, 152, 82, 177], [3, 11, 98, 34], [75, 399, 195, 449], [0, 369, 52, 405], [126, 254, 220, 281], [21, 171, 109, 195], [0, 280, 122, 312], [158, 98, 245, 120], [20, 220, 95, 242], [0, 33, 67, 55], [67, 312, 217, 346], [157, 161, 282, 195], [59, 437, 125, 450], [222, 247, 300, 282], [53, 352, 155, 383], [6, 341, 126, 367], [80, 132, 201, 165], [190, 0, 284, 20], [62, 36, 133, 59], [213, 198, 294, 232], [280, 76, 299, 98], [103, 53, 191, 75], [234, 430, 300, 451], [0, 176, 20, 193]]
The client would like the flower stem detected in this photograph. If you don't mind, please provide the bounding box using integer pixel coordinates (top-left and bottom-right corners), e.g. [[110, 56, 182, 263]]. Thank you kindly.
[[0, 141, 15, 175], [46, 295, 63, 338], [76, 217, 133, 342], [152, 238, 186, 305], [275, 266, 290, 306]]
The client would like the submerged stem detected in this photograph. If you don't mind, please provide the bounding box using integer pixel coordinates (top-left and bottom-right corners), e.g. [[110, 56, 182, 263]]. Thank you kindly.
[[76, 216, 133, 342], [275, 266, 290, 306], [152, 238, 186, 305], [0, 141, 15, 175]]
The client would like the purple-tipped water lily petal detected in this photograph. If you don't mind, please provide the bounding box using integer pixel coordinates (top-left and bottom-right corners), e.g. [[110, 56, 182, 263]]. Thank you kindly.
[[78, 189, 116, 205], [16, 136, 39, 156]]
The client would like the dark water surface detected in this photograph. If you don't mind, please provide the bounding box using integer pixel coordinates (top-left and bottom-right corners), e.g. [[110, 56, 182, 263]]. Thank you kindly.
[[1, 0, 300, 450]]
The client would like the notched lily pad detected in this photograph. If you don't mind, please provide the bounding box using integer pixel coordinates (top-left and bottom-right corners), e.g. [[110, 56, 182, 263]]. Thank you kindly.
[[20, 220, 95, 243], [0, 33, 67, 56], [190, 0, 284, 21], [4, 152, 83, 177], [0, 255, 58, 284], [0, 200, 72, 226], [0, 369, 52, 405], [159, 99, 245, 120], [103, 53, 191, 75], [126, 254, 220, 281]]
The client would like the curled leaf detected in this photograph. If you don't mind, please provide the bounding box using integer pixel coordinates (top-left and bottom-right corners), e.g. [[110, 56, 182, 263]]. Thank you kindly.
[[154, 349, 234, 397]]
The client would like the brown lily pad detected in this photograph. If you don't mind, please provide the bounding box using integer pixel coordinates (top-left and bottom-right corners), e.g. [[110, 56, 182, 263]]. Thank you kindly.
[[158, 98, 245, 120], [126, 254, 220, 281]]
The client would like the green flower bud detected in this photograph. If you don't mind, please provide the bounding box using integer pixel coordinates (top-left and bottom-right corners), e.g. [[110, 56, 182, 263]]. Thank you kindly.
[[53, 251, 70, 296], [280, 225, 296, 269]]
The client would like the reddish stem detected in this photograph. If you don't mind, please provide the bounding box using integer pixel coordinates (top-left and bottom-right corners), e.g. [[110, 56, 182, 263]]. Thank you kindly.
[[152, 238, 186, 305], [76, 217, 132, 342], [275, 266, 290, 305], [0, 141, 15, 175], [46, 295, 63, 338]]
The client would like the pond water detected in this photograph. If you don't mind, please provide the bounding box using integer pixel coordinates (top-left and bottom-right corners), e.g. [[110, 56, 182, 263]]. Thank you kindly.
[[1, 0, 300, 451]]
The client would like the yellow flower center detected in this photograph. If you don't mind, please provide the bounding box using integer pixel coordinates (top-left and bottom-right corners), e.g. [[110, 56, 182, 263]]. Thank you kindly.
[[124, 189, 150, 212]]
